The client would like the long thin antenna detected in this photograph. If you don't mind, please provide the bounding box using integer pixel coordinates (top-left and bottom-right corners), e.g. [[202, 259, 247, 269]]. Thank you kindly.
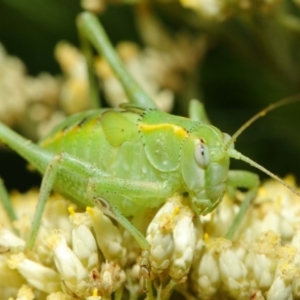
[[224, 93, 300, 151], [229, 148, 300, 198]]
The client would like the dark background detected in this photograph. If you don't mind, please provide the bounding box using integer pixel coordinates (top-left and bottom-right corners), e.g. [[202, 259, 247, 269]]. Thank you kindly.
[[1, 0, 300, 192]]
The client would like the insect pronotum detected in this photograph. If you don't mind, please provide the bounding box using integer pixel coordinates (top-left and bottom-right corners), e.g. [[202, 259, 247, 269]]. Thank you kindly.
[[0, 11, 300, 280]]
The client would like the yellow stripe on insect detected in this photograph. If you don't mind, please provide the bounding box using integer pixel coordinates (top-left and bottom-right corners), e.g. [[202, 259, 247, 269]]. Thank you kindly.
[[139, 123, 187, 138]]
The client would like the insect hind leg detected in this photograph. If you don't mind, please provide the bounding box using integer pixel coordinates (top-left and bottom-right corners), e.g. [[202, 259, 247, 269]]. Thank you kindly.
[[0, 178, 17, 223], [26, 154, 62, 249]]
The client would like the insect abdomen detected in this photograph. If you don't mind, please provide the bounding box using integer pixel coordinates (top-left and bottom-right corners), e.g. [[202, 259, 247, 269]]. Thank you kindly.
[[39, 109, 176, 215], [41, 110, 148, 176]]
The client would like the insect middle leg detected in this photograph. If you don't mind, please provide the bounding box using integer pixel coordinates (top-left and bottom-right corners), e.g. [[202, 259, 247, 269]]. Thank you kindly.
[[27, 151, 170, 252], [26, 155, 61, 249], [0, 178, 17, 223]]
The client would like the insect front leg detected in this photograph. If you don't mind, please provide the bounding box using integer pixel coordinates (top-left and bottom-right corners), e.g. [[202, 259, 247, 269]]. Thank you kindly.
[[26, 155, 62, 249]]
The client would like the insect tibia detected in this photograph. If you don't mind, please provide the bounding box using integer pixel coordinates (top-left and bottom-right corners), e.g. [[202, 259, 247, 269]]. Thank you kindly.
[[0, 122, 52, 175], [229, 148, 300, 198]]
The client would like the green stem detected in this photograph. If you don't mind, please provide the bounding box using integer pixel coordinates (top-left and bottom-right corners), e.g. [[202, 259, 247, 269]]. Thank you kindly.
[[78, 26, 101, 109]]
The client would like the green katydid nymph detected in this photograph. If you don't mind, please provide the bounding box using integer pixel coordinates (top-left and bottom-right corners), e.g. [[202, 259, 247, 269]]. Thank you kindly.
[[0, 12, 299, 284], [1, 93, 299, 252]]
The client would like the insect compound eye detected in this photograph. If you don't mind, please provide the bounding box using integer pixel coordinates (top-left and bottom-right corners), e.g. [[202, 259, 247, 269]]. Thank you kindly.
[[194, 139, 210, 169]]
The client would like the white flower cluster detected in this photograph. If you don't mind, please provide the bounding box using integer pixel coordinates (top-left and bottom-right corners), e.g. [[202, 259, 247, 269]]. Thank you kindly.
[[191, 176, 300, 299], [81, 0, 283, 21], [180, 0, 282, 20], [0, 195, 128, 299], [146, 195, 196, 281], [1, 36, 191, 139], [1, 177, 300, 299], [54, 42, 92, 116], [0, 44, 62, 139], [95, 41, 175, 112]]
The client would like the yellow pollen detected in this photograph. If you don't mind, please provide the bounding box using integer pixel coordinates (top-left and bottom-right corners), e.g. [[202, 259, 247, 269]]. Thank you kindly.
[[93, 288, 98, 297], [285, 174, 296, 186], [258, 186, 266, 196], [173, 206, 180, 217], [204, 232, 210, 241], [276, 195, 282, 205], [68, 206, 75, 216], [86, 206, 94, 215]]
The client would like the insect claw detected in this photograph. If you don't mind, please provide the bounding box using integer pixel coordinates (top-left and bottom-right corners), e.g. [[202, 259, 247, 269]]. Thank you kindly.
[[140, 264, 150, 279], [139, 249, 151, 293], [191, 197, 212, 215], [140, 266, 149, 293], [140, 250, 150, 274]]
